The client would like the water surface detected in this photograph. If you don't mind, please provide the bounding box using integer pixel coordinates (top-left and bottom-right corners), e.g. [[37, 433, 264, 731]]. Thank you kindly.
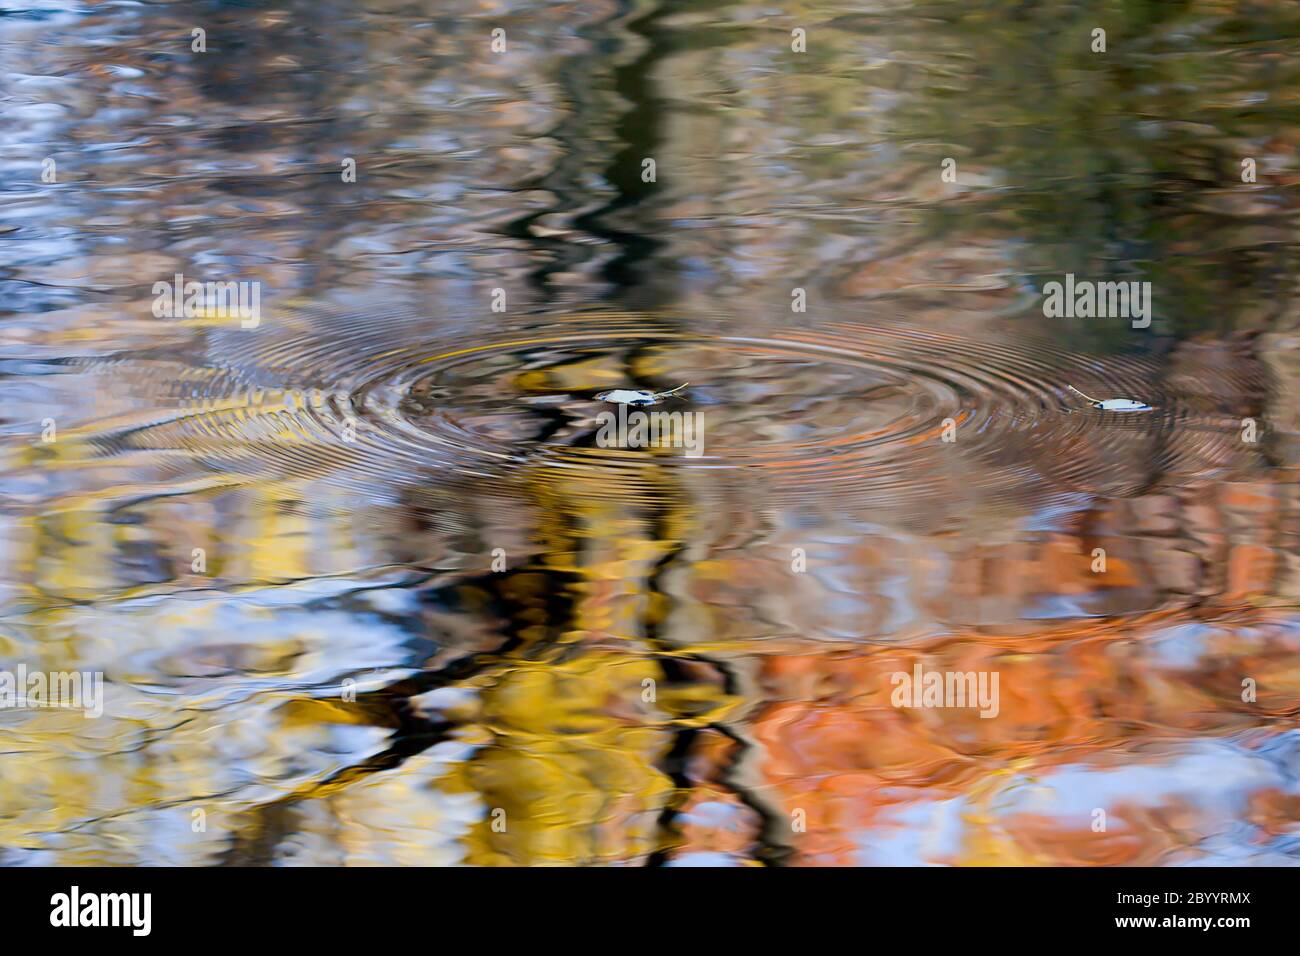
[[0, 0, 1298, 865]]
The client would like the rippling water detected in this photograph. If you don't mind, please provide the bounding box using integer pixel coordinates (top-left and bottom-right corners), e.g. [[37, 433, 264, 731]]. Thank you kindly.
[[0, 0, 1298, 866]]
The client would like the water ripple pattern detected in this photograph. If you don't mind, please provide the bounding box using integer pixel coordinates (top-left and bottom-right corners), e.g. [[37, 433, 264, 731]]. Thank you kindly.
[[60, 306, 1264, 514]]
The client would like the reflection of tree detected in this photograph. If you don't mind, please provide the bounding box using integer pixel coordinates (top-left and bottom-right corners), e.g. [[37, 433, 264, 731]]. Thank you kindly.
[[4, 0, 1299, 867], [212, 439, 752, 863], [508, 0, 678, 305]]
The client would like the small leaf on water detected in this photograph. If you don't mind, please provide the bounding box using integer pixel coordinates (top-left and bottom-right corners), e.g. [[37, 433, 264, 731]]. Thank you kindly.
[[595, 383, 689, 407], [1096, 398, 1153, 412], [1067, 385, 1153, 412], [597, 388, 659, 406]]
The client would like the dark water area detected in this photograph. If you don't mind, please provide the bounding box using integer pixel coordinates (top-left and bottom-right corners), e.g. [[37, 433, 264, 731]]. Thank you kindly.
[[0, 0, 1297, 865]]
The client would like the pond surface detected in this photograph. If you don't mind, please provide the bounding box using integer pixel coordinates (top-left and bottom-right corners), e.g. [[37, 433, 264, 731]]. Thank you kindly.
[[0, 0, 1298, 865]]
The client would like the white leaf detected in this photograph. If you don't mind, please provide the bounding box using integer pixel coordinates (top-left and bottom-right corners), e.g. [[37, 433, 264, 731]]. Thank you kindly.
[[597, 389, 658, 405], [1096, 399, 1152, 412]]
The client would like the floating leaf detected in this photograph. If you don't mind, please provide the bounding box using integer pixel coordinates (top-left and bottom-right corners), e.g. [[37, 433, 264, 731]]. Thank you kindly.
[[595, 382, 689, 407], [1067, 385, 1153, 413]]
